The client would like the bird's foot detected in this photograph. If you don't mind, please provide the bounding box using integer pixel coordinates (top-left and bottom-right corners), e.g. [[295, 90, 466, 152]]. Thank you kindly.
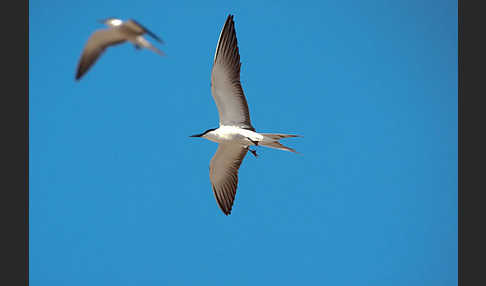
[[248, 148, 258, 158]]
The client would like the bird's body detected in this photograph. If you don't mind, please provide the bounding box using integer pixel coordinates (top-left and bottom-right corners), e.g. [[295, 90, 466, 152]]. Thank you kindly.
[[191, 15, 300, 215], [201, 126, 262, 145], [75, 18, 165, 81], [199, 126, 299, 152]]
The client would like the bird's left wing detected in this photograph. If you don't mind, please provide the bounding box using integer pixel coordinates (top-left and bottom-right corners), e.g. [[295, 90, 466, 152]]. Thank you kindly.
[[75, 28, 127, 80], [211, 15, 254, 130], [209, 143, 248, 215]]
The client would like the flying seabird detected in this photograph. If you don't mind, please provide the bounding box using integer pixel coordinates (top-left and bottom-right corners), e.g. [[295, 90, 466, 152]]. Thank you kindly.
[[75, 18, 165, 81], [190, 15, 300, 216]]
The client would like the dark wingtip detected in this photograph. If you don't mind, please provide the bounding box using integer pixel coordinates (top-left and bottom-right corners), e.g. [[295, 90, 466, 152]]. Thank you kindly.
[[213, 185, 233, 216], [224, 14, 234, 23], [75, 70, 84, 81], [75, 65, 84, 81], [222, 206, 232, 216], [131, 18, 165, 44]]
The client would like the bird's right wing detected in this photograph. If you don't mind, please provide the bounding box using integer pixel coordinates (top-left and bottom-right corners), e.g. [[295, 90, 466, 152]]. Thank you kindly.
[[123, 19, 164, 44], [75, 28, 127, 80], [211, 15, 254, 130], [209, 143, 248, 215]]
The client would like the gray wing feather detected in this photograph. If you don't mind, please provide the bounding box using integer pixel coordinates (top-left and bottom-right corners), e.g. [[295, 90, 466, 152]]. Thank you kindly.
[[75, 28, 127, 80], [123, 19, 164, 44], [211, 15, 254, 130], [209, 144, 248, 215]]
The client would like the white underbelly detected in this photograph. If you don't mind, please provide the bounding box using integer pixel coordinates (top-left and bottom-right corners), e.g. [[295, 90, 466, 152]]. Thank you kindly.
[[207, 126, 262, 146]]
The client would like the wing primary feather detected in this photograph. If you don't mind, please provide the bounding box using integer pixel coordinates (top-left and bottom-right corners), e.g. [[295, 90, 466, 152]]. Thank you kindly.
[[75, 28, 126, 81], [209, 144, 248, 215], [129, 19, 164, 43], [211, 14, 255, 130]]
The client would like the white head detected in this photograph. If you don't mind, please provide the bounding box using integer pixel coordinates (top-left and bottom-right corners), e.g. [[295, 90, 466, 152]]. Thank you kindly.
[[98, 18, 123, 27]]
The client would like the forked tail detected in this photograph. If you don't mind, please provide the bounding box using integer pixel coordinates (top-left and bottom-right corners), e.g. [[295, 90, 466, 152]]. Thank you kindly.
[[136, 37, 165, 56], [147, 44, 165, 56], [259, 133, 301, 153]]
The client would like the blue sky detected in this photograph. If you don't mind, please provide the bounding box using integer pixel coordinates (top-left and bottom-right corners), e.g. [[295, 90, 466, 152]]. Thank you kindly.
[[29, 0, 457, 285]]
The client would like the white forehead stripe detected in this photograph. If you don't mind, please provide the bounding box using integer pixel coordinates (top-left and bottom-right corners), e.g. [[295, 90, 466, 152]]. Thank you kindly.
[[110, 19, 123, 26]]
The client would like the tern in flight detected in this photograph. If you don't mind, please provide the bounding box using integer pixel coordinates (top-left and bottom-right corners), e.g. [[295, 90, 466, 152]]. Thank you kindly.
[[190, 15, 300, 216], [75, 18, 165, 81]]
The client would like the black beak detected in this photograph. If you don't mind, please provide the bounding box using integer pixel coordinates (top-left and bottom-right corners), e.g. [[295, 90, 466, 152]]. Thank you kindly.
[[189, 134, 203, 138]]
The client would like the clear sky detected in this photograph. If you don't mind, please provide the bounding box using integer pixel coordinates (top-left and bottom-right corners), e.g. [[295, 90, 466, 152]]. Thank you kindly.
[[29, 0, 457, 285]]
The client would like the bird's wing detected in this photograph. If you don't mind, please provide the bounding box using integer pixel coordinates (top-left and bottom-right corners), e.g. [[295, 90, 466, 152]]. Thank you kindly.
[[211, 15, 254, 131], [209, 143, 248, 215], [75, 28, 127, 80], [123, 19, 164, 44]]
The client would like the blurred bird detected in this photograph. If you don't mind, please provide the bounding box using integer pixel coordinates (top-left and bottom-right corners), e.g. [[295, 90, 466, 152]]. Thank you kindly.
[[190, 14, 300, 216], [75, 18, 165, 81]]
